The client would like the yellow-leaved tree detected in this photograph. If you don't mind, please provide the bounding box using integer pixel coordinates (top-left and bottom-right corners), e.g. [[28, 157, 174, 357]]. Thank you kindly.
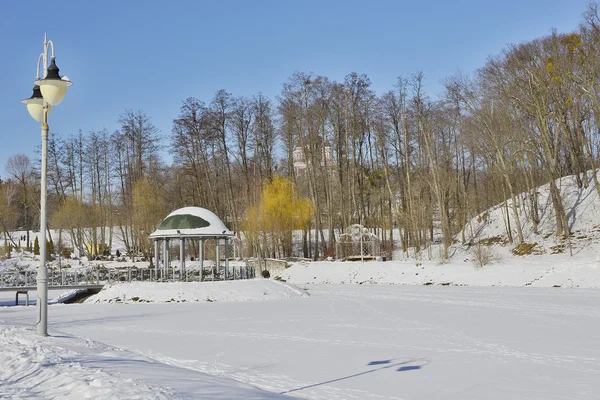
[[132, 177, 167, 260], [242, 175, 312, 258]]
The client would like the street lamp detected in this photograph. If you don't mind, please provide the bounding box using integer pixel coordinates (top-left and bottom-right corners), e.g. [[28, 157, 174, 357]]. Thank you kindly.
[[21, 34, 73, 336]]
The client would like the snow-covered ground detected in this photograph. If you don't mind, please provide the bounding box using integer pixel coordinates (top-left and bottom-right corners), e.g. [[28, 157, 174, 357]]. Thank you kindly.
[[279, 251, 600, 288], [1, 283, 599, 399], [0, 324, 287, 400], [85, 280, 309, 304]]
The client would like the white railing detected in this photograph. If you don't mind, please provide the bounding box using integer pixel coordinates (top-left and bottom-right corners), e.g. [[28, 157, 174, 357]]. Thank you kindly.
[[0, 265, 257, 289]]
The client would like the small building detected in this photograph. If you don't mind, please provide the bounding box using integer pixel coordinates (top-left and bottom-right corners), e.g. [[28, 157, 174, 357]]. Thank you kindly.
[[293, 145, 333, 172], [149, 207, 235, 279]]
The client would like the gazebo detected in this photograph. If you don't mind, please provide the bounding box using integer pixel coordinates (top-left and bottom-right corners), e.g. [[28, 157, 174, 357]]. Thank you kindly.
[[335, 224, 381, 260], [149, 207, 235, 280]]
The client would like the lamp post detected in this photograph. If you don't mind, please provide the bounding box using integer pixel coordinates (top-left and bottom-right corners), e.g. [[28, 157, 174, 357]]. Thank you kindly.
[[21, 34, 72, 336]]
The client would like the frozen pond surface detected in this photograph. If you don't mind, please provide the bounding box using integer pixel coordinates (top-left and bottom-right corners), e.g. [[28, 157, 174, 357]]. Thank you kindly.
[[2, 284, 599, 399]]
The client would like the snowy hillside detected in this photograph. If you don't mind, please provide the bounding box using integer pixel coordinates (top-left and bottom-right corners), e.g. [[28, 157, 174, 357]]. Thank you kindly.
[[281, 171, 600, 288], [460, 170, 600, 257]]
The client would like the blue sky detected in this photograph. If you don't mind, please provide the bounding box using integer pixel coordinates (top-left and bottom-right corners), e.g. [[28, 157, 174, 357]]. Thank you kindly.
[[0, 0, 591, 178]]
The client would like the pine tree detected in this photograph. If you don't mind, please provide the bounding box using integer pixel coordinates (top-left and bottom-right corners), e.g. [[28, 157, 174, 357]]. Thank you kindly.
[[33, 236, 39, 255], [47, 239, 54, 260]]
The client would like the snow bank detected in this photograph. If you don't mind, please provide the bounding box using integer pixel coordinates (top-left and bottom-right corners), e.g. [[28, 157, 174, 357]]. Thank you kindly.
[[0, 326, 174, 399], [49, 289, 89, 304], [0, 325, 291, 400], [85, 279, 309, 304], [281, 256, 600, 288]]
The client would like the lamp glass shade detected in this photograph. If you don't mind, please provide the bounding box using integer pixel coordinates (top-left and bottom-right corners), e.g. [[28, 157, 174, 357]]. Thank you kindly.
[[26, 102, 45, 122], [37, 80, 68, 106], [21, 98, 51, 123]]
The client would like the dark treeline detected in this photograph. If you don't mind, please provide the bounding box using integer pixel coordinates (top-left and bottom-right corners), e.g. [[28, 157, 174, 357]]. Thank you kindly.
[[3, 4, 600, 260]]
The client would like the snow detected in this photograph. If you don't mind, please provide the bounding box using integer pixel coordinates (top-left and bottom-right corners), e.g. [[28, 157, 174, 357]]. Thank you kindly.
[[1, 284, 599, 399], [85, 280, 309, 304], [278, 253, 600, 287], [49, 289, 88, 304], [0, 326, 286, 399], [0, 326, 174, 399]]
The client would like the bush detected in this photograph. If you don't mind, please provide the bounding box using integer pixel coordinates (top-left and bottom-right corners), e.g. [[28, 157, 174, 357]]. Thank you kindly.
[[512, 242, 540, 256], [61, 247, 72, 259], [33, 237, 40, 255], [381, 240, 395, 260], [472, 243, 494, 268], [478, 236, 506, 246], [261, 270, 271, 279], [476, 211, 489, 223], [322, 244, 336, 259]]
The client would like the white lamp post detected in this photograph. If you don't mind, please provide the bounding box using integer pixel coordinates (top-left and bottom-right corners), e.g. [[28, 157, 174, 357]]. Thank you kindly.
[[21, 34, 72, 336]]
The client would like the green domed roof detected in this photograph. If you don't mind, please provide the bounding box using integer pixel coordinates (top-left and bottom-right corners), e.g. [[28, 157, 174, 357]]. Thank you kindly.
[[157, 214, 210, 230], [149, 207, 234, 238]]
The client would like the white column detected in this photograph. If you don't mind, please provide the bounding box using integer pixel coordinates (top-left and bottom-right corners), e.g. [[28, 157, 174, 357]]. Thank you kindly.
[[225, 238, 230, 280], [215, 238, 220, 279], [163, 239, 169, 278], [180, 237, 185, 276], [154, 239, 159, 279], [37, 120, 49, 336], [199, 239, 204, 281], [199, 239, 204, 267]]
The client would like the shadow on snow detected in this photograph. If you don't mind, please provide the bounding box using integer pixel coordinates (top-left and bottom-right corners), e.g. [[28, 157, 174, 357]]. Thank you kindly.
[[280, 357, 430, 395]]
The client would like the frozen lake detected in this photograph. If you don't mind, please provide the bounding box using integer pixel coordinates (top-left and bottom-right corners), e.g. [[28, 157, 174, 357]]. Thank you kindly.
[[1, 284, 599, 399]]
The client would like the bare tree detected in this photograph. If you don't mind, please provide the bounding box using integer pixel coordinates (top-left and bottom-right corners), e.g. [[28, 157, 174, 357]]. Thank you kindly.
[[5, 154, 37, 249]]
